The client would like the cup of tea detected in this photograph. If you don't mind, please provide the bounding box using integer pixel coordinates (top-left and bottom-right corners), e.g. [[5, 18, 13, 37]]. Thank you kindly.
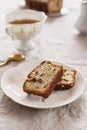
[[5, 9, 47, 51]]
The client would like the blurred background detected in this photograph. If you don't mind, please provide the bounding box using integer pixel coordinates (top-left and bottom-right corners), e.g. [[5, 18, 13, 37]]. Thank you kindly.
[[0, 0, 80, 15]]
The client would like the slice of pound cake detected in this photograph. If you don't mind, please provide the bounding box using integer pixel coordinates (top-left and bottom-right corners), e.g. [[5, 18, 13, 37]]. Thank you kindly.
[[23, 60, 63, 98], [25, 0, 63, 13], [55, 69, 76, 90]]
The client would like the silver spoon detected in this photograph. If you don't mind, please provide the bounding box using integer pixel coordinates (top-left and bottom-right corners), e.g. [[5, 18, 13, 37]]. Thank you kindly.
[[0, 54, 25, 67]]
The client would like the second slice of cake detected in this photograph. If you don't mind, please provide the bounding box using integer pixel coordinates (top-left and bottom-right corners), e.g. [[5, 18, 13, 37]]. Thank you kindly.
[[55, 69, 76, 90], [23, 60, 63, 98]]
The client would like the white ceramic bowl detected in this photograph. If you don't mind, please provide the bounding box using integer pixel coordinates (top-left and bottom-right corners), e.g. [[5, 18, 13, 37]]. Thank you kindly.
[[5, 9, 47, 51]]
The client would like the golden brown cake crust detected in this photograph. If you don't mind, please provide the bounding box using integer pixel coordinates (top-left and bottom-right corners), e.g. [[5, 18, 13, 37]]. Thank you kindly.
[[25, 0, 48, 12], [23, 60, 63, 98]]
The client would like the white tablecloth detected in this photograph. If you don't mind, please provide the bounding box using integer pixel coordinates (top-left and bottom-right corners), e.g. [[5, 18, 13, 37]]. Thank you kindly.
[[0, 0, 87, 130]]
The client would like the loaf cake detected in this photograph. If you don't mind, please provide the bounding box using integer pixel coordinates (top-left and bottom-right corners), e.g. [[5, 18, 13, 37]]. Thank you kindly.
[[55, 70, 76, 90], [25, 0, 63, 13], [23, 60, 63, 98]]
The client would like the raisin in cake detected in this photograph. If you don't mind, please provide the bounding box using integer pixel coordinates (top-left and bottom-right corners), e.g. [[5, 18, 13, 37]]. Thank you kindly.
[[25, 0, 63, 13], [23, 60, 63, 98], [55, 70, 76, 90]]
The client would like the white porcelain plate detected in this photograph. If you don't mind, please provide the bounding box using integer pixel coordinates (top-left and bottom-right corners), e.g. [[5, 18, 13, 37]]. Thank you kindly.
[[1, 59, 86, 109]]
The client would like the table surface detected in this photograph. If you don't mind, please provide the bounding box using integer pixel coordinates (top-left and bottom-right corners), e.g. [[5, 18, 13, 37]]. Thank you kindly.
[[0, 0, 87, 130]]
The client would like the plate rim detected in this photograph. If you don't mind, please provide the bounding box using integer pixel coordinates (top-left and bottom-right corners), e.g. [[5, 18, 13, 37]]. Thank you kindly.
[[1, 59, 86, 109]]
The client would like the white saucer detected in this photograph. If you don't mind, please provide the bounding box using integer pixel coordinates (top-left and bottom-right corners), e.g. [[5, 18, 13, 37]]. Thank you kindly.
[[48, 7, 69, 17], [1, 59, 86, 109]]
